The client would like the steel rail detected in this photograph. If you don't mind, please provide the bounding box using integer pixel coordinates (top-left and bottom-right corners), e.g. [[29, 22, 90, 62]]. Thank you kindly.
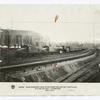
[[0, 50, 95, 70], [60, 53, 97, 82]]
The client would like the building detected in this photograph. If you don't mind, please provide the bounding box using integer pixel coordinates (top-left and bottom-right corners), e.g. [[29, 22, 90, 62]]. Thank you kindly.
[[0, 28, 45, 52]]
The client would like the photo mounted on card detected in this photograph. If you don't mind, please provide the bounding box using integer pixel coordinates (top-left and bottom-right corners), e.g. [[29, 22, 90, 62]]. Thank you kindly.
[[0, 4, 100, 96]]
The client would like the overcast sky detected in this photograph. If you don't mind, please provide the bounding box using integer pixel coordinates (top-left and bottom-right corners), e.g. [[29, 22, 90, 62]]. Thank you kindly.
[[0, 5, 100, 43]]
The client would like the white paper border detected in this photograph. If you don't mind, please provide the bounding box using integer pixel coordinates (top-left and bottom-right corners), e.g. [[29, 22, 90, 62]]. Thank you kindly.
[[0, 1, 100, 100]]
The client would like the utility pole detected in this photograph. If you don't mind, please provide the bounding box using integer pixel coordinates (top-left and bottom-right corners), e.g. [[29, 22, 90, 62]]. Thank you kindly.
[[5, 30, 11, 49]]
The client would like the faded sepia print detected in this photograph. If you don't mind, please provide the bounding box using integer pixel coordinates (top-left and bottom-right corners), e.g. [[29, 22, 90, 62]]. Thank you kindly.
[[0, 5, 100, 83]]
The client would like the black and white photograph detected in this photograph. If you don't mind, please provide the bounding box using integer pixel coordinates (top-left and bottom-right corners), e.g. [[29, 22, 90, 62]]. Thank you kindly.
[[0, 5, 100, 83]]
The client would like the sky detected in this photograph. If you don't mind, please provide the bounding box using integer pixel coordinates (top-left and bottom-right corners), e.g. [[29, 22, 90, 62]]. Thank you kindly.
[[0, 5, 100, 43]]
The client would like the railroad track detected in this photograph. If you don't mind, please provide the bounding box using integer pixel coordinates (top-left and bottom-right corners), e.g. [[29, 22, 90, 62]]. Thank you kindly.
[[60, 62, 93, 82], [0, 49, 95, 70], [60, 52, 99, 82]]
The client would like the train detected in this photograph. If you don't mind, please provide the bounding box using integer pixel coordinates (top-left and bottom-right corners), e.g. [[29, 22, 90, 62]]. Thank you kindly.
[[15, 45, 85, 54], [54, 45, 84, 54]]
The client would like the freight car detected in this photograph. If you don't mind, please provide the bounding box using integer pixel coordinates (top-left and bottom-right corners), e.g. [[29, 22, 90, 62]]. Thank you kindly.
[[54, 45, 84, 54]]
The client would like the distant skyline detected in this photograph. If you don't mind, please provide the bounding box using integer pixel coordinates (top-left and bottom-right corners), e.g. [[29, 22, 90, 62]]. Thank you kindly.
[[0, 5, 100, 43]]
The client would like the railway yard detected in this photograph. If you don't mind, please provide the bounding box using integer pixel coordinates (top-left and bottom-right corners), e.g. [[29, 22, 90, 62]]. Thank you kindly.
[[0, 48, 100, 82], [1, 28, 99, 82]]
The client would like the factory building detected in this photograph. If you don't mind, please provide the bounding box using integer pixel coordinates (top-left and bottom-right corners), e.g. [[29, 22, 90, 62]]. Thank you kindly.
[[0, 29, 45, 52]]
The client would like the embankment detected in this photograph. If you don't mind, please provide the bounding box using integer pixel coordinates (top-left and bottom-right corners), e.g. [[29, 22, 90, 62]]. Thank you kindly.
[[2, 52, 96, 82]]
